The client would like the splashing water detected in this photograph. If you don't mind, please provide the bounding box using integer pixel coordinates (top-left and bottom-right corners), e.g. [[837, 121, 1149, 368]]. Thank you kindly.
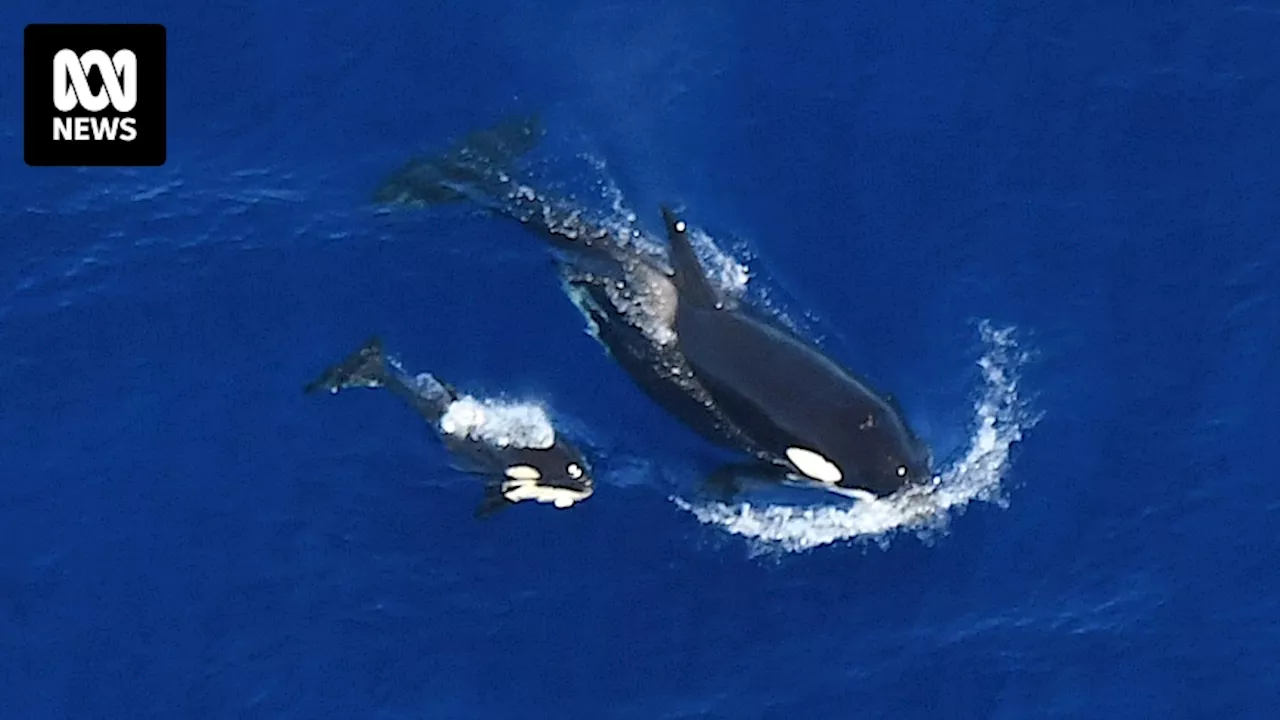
[[438, 395, 557, 450], [671, 322, 1036, 553], [688, 226, 751, 301], [578, 152, 753, 298]]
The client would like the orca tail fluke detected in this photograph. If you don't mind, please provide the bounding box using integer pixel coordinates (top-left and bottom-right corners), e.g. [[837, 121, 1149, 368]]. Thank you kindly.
[[703, 461, 792, 497], [376, 114, 631, 263], [373, 114, 544, 208], [304, 337, 389, 395]]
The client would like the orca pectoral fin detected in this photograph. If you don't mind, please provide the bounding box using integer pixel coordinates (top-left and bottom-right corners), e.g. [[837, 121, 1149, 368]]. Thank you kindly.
[[474, 485, 515, 519], [702, 463, 750, 502], [701, 461, 794, 502], [660, 206, 721, 311]]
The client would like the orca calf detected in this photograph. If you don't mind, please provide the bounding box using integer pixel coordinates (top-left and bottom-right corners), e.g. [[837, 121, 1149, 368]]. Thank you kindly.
[[305, 338, 594, 516], [373, 117, 932, 499]]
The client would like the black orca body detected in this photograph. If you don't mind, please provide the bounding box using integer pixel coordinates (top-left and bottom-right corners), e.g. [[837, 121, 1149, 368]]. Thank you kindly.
[[374, 117, 931, 499], [660, 208, 933, 498], [305, 337, 594, 515]]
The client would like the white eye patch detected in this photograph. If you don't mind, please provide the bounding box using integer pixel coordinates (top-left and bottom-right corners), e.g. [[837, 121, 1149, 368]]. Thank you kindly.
[[503, 464, 542, 481], [785, 446, 843, 484]]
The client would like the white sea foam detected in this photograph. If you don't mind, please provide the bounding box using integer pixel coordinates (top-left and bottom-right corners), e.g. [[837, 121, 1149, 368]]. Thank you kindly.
[[579, 153, 752, 297], [688, 226, 751, 301], [438, 395, 556, 450], [671, 322, 1037, 553]]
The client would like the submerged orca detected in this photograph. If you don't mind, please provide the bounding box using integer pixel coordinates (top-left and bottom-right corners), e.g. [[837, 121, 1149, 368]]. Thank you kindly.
[[305, 337, 594, 516], [373, 116, 932, 499]]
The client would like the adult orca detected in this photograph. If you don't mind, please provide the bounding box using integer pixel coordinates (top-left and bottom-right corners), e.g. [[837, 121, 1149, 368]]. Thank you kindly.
[[373, 116, 932, 498], [659, 207, 933, 498], [305, 337, 594, 516]]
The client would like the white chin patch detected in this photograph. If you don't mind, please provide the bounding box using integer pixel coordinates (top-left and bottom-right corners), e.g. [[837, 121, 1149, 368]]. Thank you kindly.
[[785, 446, 843, 484], [501, 479, 590, 509]]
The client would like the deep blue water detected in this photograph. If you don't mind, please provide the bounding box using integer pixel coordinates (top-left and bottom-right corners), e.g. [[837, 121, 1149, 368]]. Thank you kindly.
[[3, 1, 1278, 718]]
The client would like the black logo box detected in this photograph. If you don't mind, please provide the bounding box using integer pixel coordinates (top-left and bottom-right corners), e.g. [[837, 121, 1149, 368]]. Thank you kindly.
[[24, 23, 166, 167]]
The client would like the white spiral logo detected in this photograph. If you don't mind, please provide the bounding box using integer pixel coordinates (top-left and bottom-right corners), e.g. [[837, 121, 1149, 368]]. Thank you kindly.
[[52, 48, 137, 113]]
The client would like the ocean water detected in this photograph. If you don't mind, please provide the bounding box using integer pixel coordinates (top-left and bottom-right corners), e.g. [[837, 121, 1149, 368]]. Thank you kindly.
[[2, 1, 1278, 718]]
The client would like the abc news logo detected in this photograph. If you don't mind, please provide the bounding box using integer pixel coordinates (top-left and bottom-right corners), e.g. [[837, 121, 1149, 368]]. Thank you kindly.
[[54, 49, 139, 142], [25, 24, 166, 166]]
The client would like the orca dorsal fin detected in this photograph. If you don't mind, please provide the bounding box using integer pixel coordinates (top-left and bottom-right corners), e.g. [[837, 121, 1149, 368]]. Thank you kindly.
[[660, 206, 721, 310]]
